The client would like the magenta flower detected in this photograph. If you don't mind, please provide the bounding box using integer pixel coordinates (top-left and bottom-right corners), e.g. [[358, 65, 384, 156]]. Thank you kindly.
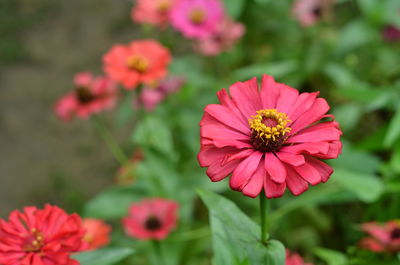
[[194, 18, 245, 56], [359, 221, 400, 253], [198, 75, 342, 198], [170, 0, 224, 39], [286, 249, 313, 265], [382, 25, 400, 42], [292, 0, 324, 27]]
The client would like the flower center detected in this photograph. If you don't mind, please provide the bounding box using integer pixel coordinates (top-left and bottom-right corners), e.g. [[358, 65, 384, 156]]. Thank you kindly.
[[312, 6, 322, 17], [126, 55, 149, 73], [145, 216, 162, 231], [391, 228, 400, 239], [248, 109, 291, 152], [76, 86, 95, 104], [189, 8, 205, 24], [157, 0, 171, 12], [24, 228, 45, 252]]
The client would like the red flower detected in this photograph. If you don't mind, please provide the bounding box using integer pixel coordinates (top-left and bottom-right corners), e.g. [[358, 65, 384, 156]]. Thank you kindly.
[[198, 75, 342, 198], [286, 249, 313, 265], [103, 40, 171, 90], [122, 198, 178, 240], [81, 218, 112, 251], [55, 72, 118, 121], [0, 205, 85, 265], [359, 221, 400, 253], [132, 0, 175, 27]]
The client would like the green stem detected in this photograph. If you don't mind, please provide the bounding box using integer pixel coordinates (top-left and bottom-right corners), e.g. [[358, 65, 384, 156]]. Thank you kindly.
[[152, 240, 165, 265], [260, 194, 270, 245], [92, 116, 128, 165]]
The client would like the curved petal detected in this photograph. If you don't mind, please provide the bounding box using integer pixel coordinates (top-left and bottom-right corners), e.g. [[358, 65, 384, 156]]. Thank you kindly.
[[265, 152, 286, 183], [230, 151, 263, 190], [276, 152, 305, 166], [294, 162, 322, 185], [242, 158, 265, 198], [285, 165, 309, 196], [200, 124, 249, 141], [228, 77, 262, 118], [305, 156, 333, 182], [217, 88, 247, 125], [205, 104, 250, 133], [287, 125, 341, 143], [275, 83, 299, 114], [286, 92, 318, 122], [290, 98, 330, 133], [260, 74, 279, 109], [264, 172, 286, 198]]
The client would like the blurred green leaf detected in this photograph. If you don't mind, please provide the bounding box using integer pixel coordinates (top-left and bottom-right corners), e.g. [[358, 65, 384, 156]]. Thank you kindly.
[[332, 168, 383, 203], [333, 103, 363, 132], [198, 189, 286, 265], [222, 0, 245, 19], [234, 61, 298, 80], [84, 186, 146, 219], [313, 247, 348, 265], [73, 247, 134, 265], [384, 105, 400, 147]]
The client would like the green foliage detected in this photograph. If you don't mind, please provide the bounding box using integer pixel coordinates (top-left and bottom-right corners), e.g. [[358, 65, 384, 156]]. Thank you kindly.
[[73, 247, 134, 265]]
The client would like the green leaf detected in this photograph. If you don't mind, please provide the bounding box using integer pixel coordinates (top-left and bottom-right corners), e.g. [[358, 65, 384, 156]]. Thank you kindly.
[[332, 168, 383, 203], [198, 189, 286, 265], [84, 186, 146, 219], [384, 105, 400, 147], [73, 247, 134, 265], [234, 61, 298, 81], [333, 104, 362, 132], [313, 247, 348, 265], [222, 0, 245, 19]]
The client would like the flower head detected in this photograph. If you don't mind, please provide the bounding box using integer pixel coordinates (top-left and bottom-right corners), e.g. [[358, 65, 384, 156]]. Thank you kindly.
[[194, 18, 245, 56], [132, 0, 175, 27], [286, 249, 313, 265], [359, 221, 400, 253], [55, 72, 118, 121], [0, 205, 85, 265], [382, 25, 400, 42], [103, 40, 171, 90], [198, 75, 342, 198], [122, 198, 178, 240], [292, 0, 325, 27], [82, 218, 112, 251], [170, 0, 224, 39], [136, 76, 185, 111]]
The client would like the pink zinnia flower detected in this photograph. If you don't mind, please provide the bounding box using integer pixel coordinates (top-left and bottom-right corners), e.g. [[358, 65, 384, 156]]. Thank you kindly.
[[132, 0, 175, 27], [383, 25, 400, 42], [198, 75, 342, 198], [0, 205, 85, 265], [136, 76, 185, 111], [359, 221, 400, 253], [55, 72, 118, 121], [82, 218, 112, 251], [170, 0, 224, 39], [292, 0, 324, 27], [286, 249, 313, 265], [103, 40, 171, 90], [122, 198, 178, 240], [194, 18, 245, 56]]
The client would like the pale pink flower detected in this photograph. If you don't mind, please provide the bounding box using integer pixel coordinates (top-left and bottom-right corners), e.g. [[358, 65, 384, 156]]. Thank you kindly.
[[292, 0, 324, 27], [132, 0, 175, 27]]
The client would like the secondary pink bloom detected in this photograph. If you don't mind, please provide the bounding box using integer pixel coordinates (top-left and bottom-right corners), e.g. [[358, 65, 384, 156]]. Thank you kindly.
[[0, 205, 85, 265], [286, 250, 313, 265], [198, 75, 342, 198], [136, 76, 185, 111], [103, 40, 171, 90], [194, 18, 245, 56], [82, 218, 112, 251], [383, 25, 400, 42], [55, 72, 118, 121], [292, 0, 324, 27], [132, 0, 175, 27], [359, 221, 400, 253], [122, 198, 178, 240], [170, 0, 224, 39]]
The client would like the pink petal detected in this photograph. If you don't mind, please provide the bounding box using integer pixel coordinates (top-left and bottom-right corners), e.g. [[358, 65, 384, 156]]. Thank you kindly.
[[276, 152, 305, 166], [304, 156, 333, 182], [198, 146, 238, 167], [230, 151, 263, 190], [217, 88, 247, 125], [228, 77, 262, 118], [205, 104, 250, 133], [224, 149, 255, 164], [290, 98, 330, 134], [287, 125, 341, 143], [264, 172, 286, 198], [242, 159, 265, 198], [260, 74, 279, 109], [294, 163, 322, 185], [264, 152, 286, 184], [286, 92, 318, 122], [207, 159, 241, 182], [213, 139, 253, 149], [281, 142, 330, 155], [275, 83, 299, 114], [313, 141, 342, 159], [200, 123, 249, 141], [285, 165, 309, 196]]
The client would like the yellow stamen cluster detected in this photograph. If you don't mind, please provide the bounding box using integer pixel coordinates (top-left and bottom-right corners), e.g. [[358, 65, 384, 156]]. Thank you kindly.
[[248, 109, 291, 141], [126, 55, 149, 73], [189, 9, 205, 24], [24, 228, 45, 252], [157, 0, 171, 12]]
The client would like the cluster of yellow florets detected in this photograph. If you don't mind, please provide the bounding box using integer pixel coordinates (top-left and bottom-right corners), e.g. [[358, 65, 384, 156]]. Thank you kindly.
[[248, 109, 291, 141]]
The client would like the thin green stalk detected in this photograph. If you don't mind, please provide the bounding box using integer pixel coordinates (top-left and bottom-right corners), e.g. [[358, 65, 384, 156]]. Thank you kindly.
[[92, 116, 128, 165], [260, 194, 270, 245], [152, 240, 165, 265]]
